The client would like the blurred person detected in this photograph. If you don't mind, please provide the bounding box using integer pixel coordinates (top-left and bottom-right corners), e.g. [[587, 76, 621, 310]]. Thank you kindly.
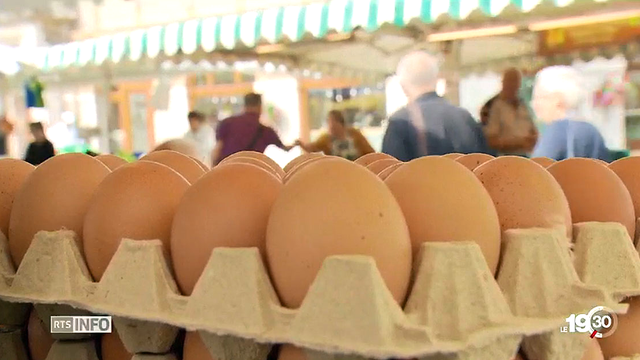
[[152, 138, 200, 159], [0, 116, 14, 157], [530, 66, 609, 161], [480, 68, 538, 156], [381, 51, 490, 161], [184, 111, 215, 164], [24, 122, 55, 165], [295, 110, 374, 161], [211, 93, 293, 165]]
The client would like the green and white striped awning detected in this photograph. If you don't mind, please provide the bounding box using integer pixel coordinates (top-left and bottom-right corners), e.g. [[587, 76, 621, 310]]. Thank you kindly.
[[38, 0, 612, 70]]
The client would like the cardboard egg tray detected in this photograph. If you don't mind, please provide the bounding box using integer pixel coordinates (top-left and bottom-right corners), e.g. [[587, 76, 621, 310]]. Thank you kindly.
[[0, 221, 639, 360]]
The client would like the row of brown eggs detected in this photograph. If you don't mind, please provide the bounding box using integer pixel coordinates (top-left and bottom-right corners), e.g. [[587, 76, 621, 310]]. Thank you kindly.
[[2, 149, 640, 360]]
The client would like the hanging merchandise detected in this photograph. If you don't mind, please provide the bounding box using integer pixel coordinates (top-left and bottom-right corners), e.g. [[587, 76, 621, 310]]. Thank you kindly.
[[593, 73, 627, 108], [24, 77, 45, 108]]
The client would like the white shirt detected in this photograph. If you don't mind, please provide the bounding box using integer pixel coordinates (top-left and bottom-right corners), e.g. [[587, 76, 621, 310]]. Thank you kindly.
[[184, 125, 215, 165]]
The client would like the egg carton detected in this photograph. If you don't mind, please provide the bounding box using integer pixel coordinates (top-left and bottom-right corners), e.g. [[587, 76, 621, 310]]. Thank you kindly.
[[0, 231, 560, 360], [0, 223, 636, 360], [0, 233, 29, 327], [42, 339, 177, 360], [496, 225, 635, 360], [0, 328, 28, 360]]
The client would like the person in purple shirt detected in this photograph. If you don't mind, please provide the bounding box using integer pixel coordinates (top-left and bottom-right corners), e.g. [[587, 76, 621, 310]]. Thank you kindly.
[[211, 93, 292, 165], [530, 66, 610, 162]]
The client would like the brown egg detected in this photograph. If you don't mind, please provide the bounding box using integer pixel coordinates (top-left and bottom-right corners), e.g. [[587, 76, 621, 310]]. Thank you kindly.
[[183, 331, 214, 360], [152, 138, 199, 159], [378, 162, 404, 180], [456, 153, 494, 171], [599, 296, 640, 357], [9, 153, 110, 266], [353, 152, 396, 167], [0, 159, 35, 237], [190, 156, 209, 171], [278, 345, 306, 360], [530, 157, 556, 168], [385, 156, 501, 273], [27, 310, 53, 360], [366, 158, 400, 175], [581, 339, 604, 360], [218, 156, 282, 181], [101, 329, 132, 360], [547, 158, 635, 239], [283, 156, 337, 183], [594, 159, 608, 165], [83, 161, 190, 280], [283, 153, 323, 173], [473, 156, 572, 239], [140, 150, 205, 184], [609, 157, 640, 231], [442, 153, 463, 159], [221, 151, 285, 179], [171, 163, 281, 295], [96, 154, 128, 171], [267, 158, 412, 308]]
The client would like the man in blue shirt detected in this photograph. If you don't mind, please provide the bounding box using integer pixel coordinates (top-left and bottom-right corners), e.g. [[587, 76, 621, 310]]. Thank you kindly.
[[382, 51, 491, 161], [530, 66, 610, 161]]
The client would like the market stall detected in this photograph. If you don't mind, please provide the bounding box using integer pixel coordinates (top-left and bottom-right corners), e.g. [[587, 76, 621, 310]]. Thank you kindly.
[[10, 0, 640, 154]]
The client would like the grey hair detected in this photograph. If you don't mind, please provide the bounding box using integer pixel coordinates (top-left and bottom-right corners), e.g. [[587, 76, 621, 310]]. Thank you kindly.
[[396, 51, 441, 91], [534, 66, 586, 111]]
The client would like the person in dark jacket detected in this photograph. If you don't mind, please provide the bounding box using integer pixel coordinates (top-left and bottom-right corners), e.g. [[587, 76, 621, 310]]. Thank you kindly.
[[382, 51, 490, 161], [24, 122, 55, 165], [530, 66, 610, 161]]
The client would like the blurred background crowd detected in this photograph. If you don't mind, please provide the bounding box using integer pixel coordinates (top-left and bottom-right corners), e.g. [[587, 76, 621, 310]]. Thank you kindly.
[[0, 0, 639, 167]]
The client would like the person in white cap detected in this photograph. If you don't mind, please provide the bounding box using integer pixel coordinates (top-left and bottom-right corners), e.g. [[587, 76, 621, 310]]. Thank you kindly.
[[382, 50, 490, 161], [530, 65, 609, 161]]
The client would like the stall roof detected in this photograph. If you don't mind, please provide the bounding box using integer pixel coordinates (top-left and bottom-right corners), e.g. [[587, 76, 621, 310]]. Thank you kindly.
[[36, 0, 623, 71]]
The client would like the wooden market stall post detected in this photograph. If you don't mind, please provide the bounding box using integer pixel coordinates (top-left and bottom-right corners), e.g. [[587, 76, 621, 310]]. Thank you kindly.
[[108, 80, 155, 154]]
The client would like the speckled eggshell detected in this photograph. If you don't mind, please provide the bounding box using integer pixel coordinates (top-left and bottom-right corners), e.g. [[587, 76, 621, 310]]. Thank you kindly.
[[547, 158, 635, 239], [456, 153, 494, 171], [83, 161, 190, 280], [598, 296, 640, 358], [385, 156, 501, 273], [140, 150, 205, 184], [283, 153, 323, 173], [9, 153, 110, 266], [353, 152, 396, 166], [27, 310, 53, 360], [183, 331, 214, 360], [442, 153, 463, 159], [218, 156, 282, 181], [366, 158, 400, 175], [473, 156, 572, 239], [266, 157, 412, 308], [530, 157, 556, 168], [278, 345, 306, 360], [96, 154, 128, 170], [0, 159, 34, 237], [221, 151, 285, 179], [171, 162, 281, 295], [610, 157, 640, 238], [378, 162, 404, 180], [101, 329, 132, 360]]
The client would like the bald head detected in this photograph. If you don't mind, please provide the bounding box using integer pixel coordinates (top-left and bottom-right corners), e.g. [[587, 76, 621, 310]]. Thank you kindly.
[[501, 68, 522, 100], [396, 51, 440, 100]]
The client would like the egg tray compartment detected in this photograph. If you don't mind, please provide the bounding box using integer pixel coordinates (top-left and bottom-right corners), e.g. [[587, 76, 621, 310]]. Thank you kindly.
[[42, 338, 178, 360], [0, 233, 30, 328], [0, 222, 637, 360], [0, 328, 28, 360]]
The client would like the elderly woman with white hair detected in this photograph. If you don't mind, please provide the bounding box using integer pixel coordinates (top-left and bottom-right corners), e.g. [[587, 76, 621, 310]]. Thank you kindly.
[[530, 66, 609, 161]]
